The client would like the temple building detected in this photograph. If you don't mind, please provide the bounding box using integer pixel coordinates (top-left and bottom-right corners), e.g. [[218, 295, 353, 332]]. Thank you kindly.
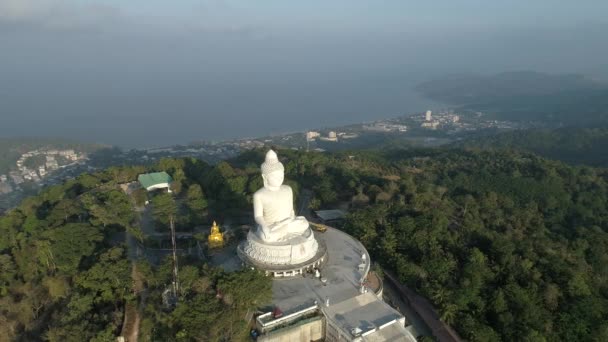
[[138, 171, 173, 192], [208, 221, 224, 249]]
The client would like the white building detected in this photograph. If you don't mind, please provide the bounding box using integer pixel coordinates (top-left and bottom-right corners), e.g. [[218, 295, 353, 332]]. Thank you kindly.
[[421, 121, 439, 130], [425, 110, 432, 122], [324, 292, 416, 342], [320, 131, 338, 142], [59, 149, 78, 160], [46, 158, 59, 170], [339, 133, 359, 139], [306, 131, 321, 141]]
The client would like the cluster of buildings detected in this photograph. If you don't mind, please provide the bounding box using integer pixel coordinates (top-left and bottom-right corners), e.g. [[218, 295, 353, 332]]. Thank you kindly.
[[0, 149, 85, 195], [307, 131, 336, 142], [419, 110, 460, 130], [414, 109, 527, 134], [306, 131, 359, 143], [362, 121, 408, 133]]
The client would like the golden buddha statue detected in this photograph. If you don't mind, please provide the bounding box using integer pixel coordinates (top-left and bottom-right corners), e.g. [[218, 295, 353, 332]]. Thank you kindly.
[[208, 221, 224, 249]]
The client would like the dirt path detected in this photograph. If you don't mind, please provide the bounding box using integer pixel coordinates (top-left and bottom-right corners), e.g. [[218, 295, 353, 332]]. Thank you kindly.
[[121, 263, 144, 341], [127, 308, 140, 342]]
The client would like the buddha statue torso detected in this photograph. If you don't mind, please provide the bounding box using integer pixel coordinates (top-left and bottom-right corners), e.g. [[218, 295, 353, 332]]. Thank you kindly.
[[254, 185, 293, 225]]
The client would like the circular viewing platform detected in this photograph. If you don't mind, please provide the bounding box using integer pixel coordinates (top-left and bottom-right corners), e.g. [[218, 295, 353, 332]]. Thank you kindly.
[[267, 226, 373, 319]]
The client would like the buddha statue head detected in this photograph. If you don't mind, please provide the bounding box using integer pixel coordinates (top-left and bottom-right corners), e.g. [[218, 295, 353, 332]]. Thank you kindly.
[[261, 150, 284, 191]]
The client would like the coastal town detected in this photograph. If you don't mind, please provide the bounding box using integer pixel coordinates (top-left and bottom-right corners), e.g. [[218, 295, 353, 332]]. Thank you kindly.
[[0, 109, 541, 212], [300, 108, 534, 151], [0, 148, 86, 191]]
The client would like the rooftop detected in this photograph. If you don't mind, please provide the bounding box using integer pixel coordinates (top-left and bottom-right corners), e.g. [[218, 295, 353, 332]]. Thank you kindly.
[[138, 172, 173, 190], [315, 209, 347, 222], [362, 322, 416, 342], [325, 292, 412, 341], [266, 227, 413, 341], [271, 227, 369, 316]]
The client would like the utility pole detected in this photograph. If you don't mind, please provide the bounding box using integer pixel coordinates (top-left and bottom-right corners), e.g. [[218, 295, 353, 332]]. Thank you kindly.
[[170, 215, 179, 297]]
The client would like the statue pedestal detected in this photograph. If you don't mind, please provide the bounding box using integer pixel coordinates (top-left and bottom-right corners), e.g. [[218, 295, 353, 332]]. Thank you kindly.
[[238, 229, 326, 277], [241, 228, 318, 265], [237, 149, 326, 277]]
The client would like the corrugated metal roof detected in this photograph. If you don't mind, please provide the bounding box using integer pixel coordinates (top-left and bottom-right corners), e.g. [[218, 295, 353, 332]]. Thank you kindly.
[[138, 172, 172, 189]]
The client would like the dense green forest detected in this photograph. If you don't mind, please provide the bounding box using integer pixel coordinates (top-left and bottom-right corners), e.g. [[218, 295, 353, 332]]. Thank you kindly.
[[0, 159, 271, 341], [2, 147, 608, 341], [252, 148, 607, 341], [457, 127, 608, 168]]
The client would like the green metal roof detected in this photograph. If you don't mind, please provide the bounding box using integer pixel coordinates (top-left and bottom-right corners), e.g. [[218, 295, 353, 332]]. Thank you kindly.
[[138, 172, 173, 189]]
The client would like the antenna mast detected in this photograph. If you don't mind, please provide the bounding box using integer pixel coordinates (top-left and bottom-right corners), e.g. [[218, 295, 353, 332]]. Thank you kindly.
[[170, 215, 179, 297]]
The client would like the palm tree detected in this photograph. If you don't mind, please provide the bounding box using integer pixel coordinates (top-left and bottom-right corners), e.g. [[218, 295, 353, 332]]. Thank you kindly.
[[440, 303, 458, 325]]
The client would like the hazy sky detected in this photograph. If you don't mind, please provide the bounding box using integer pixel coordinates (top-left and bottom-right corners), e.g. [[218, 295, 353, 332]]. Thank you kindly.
[[1, 1, 607, 147]]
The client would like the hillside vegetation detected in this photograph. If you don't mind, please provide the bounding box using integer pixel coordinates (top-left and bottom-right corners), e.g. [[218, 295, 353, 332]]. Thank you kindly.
[[458, 127, 608, 167], [0, 160, 271, 341], [269, 148, 608, 341], [2, 147, 608, 341]]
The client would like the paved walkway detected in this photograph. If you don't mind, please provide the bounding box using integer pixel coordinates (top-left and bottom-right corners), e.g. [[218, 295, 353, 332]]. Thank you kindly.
[[271, 227, 370, 313]]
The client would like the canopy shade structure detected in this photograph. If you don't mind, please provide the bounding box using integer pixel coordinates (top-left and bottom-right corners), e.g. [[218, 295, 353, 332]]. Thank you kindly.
[[315, 209, 347, 222], [138, 172, 173, 191]]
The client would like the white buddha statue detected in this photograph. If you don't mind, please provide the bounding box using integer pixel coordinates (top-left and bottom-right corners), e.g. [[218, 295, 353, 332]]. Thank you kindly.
[[253, 150, 311, 242]]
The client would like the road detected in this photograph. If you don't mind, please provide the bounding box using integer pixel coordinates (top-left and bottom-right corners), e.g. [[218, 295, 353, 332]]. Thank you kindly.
[[382, 278, 432, 339], [385, 271, 462, 342]]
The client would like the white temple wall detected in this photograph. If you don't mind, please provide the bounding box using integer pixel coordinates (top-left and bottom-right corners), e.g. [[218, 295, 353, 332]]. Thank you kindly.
[[258, 317, 324, 342]]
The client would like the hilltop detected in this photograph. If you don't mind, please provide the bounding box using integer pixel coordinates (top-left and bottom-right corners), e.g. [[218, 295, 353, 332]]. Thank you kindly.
[[2, 148, 608, 340]]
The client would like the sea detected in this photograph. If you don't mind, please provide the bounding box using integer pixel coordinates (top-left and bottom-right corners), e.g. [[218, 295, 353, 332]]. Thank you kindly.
[[0, 73, 438, 149]]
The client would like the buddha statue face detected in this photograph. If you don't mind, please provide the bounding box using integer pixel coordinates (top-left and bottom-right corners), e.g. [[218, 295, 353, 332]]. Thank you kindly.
[[263, 169, 284, 189], [261, 149, 284, 190]]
